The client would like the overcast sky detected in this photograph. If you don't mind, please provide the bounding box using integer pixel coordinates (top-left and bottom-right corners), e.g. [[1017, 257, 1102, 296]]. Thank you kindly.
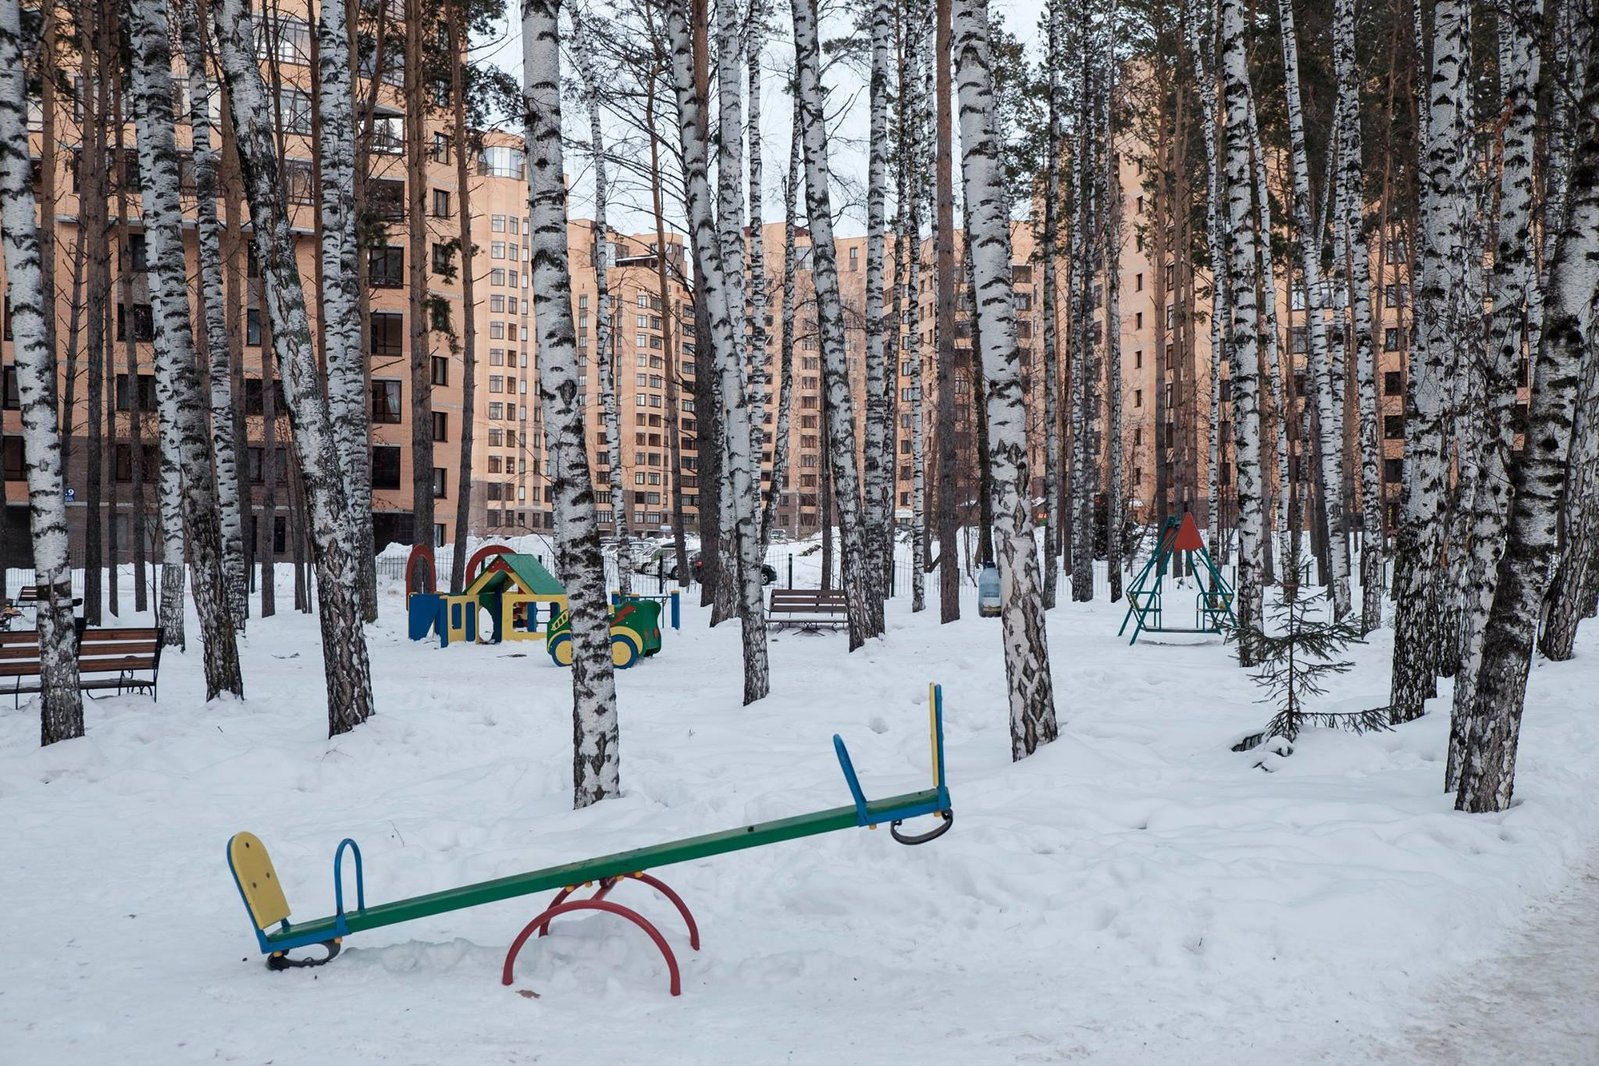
[[472, 0, 1048, 239]]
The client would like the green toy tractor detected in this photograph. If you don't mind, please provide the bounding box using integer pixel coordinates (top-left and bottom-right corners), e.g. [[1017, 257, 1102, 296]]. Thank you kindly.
[[546, 598, 664, 669]]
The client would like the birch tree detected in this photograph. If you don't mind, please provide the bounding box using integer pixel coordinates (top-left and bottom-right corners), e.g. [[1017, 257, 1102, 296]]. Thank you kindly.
[[131, 0, 243, 697], [1218, 0, 1265, 663], [861, 0, 893, 635], [1448, 0, 1541, 785], [317, 0, 376, 618], [1455, 5, 1595, 813], [1103, 38, 1125, 604], [761, 101, 801, 553], [666, 0, 771, 699], [1274, 0, 1350, 614], [905, 2, 930, 614], [523, 0, 622, 802], [791, 0, 874, 649], [1391, 0, 1473, 722], [569, 10, 631, 595], [179, 0, 248, 632], [1068, 6, 1099, 604], [211, 0, 375, 736], [952, 0, 1058, 758], [0, 0, 81, 745], [1040, 0, 1063, 609], [1332, 0, 1383, 634]]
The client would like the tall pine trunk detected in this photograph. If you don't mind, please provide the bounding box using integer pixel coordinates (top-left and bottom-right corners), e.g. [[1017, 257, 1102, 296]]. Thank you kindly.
[[933, 0, 960, 623]]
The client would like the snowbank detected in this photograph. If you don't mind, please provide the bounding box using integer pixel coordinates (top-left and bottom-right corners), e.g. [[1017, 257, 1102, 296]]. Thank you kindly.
[[3, 583, 1597, 1064]]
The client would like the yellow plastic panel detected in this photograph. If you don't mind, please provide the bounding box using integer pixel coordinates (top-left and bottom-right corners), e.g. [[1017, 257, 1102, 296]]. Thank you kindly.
[[229, 832, 291, 930]]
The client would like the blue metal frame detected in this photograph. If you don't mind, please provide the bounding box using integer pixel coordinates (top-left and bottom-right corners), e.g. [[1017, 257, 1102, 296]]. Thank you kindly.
[[226, 836, 370, 955], [831, 682, 951, 827]]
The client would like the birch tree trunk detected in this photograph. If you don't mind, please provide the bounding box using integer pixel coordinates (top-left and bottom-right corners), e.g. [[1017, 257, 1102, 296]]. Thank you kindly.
[[0, 0, 81, 745], [667, 0, 770, 699], [934, 0, 960, 624], [523, 0, 621, 802], [82, 0, 109, 627], [860, 0, 893, 635], [1104, 50, 1125, 604], [904, 3, 930, 614], [1455, 9, 1595, 813], [747, 24, 770, 550], [1069, 7, 1098, 604], [211, 0, 375, 736], [1274, 0, 1350, 613], [952, 0, 1059, 758], [1219, 0, 1266, 663], [1041, 0, 1063, 610], [569, 11, 630, 596], [1184, 0, 1228, 558], [791, 0, 874, 650], [712, 0, 746, 627], [1331, 0, 1384, 634], [1447, 0, 1540, 789], [1391, 0, 1473, 723], [131, 0, 243, 697], [317, 0, 376, 618], [180, 0, 248, 633]]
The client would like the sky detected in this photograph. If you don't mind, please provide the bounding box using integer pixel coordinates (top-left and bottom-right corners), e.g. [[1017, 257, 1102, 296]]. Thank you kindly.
[[471, 0, 1049, 239]]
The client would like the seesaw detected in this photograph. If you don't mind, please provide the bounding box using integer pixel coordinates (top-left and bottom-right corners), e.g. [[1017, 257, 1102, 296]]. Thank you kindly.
[[226, 684, 954, 996]]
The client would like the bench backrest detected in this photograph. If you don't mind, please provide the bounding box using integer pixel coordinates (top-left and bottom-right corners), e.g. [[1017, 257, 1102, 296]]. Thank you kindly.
[[0, 630, 45, 676], [79, 627, 163, 675], [768, 588, 849, 611]]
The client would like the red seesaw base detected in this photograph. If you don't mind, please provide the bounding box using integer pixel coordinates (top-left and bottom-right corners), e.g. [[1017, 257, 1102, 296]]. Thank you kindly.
[[501, 871, 701, 996]]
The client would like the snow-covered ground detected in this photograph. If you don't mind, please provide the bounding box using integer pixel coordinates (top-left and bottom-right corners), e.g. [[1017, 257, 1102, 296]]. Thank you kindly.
[[4, 570, 1599, 1064]]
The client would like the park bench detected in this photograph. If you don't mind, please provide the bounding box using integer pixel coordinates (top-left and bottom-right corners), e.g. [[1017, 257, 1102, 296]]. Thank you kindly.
[[78, 627, 164, 701], [0, 624, 162, 706], [766, 588, 849, 631]]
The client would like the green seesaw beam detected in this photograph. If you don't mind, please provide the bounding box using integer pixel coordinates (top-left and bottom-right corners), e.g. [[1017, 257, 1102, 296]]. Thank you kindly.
[[227, 684, 954, 971]]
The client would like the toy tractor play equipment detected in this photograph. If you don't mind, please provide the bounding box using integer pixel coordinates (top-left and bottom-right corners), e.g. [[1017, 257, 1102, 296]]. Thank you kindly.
[[1118, 513, 1236, 645], [547, 597, 663, 669]]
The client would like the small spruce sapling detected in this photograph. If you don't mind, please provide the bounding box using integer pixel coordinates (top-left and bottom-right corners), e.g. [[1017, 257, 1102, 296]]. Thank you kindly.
[[1232, 546, 1388, 749]]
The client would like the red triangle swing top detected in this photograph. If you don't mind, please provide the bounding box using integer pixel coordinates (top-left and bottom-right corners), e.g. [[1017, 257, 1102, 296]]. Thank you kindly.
[[1172, 512, 1206, 553]]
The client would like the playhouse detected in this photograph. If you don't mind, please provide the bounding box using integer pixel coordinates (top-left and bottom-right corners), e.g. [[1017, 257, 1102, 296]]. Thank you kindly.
[[407, 551, 568, 647]]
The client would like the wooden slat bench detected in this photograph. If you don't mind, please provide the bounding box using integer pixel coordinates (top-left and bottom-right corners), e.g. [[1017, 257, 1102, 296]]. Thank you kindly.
[[79, 627, 163, 701], [0, 624, 162, 706], [11, 584, 86, 607], [766, 588, 849, 631]]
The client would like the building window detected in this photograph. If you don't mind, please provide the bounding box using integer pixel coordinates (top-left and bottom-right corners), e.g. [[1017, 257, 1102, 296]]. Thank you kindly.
[[431, 133, 451, 164], [371, 446, 401, 490], [432, 411, 448, 442], [479, 145, 525, 180], [431, 356, 449, 386], [432, 242, 453, 275], [432, 188, 450, 217], [1384, 327, 1404, 351], [368, 246, 404, 288], [1384, 370, 1403, 395], [116, 304, 155, 342], [1134, 388, 1142, 408], [432, 467, 447, 499], [1384, 458, 1404, 483], [370, 379, 403, 424], [114, 373, 157, 412], [275, 87, 312, 134], [1384, 415, 1405, 439], [370, 311, 403, 357]]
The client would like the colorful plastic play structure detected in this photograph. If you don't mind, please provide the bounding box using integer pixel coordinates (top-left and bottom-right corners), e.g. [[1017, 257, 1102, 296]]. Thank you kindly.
[[226, 685, 955, 996], [1119, 513, 1236, 644], [547, 597, 663, 669], [405, 545, 680, 666]]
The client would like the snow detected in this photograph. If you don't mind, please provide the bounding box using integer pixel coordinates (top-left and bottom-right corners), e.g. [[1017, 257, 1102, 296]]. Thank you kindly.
[[4, 567, 1599, 1064]]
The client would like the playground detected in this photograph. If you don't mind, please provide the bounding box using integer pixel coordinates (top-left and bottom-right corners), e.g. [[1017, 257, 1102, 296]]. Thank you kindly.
[[5, 557, 1599, 1065]]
